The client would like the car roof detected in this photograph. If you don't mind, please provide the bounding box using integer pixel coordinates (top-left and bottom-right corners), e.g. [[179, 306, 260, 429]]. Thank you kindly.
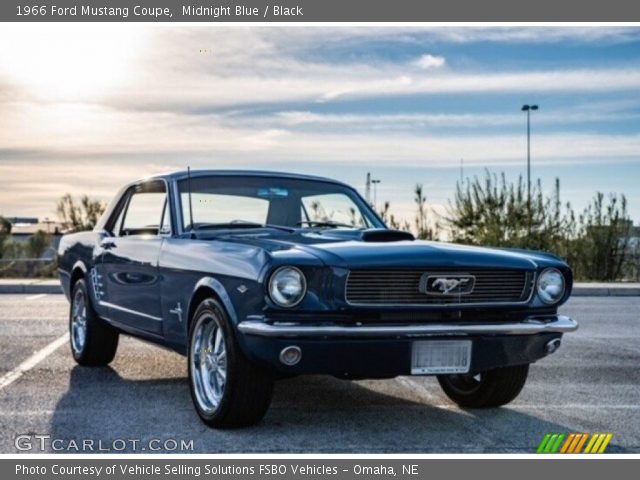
[[136, 169, 350, 187]]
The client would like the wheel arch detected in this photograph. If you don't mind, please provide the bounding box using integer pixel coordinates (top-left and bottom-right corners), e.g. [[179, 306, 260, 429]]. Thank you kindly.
[[187, 277, 239, 332], [70, 261, 88, 291]]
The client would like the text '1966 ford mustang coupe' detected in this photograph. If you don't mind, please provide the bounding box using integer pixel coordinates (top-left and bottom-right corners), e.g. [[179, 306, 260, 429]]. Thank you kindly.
[[58, 170, 578, 428]]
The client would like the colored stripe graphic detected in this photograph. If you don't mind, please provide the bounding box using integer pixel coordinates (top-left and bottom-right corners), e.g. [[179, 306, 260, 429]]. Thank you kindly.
[[537, 433, 612, 454], [584, 434, 599, 453], [537, 433, 552, 453], [589, 434, 606, 453], [550, 434, 566, 453], [597, 434, 613, 453], [560, 433, 575, 453], [574, 433, 589, 453], [545, 434, 559, 453]]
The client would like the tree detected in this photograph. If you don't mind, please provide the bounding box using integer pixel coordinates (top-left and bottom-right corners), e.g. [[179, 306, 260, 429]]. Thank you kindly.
[[0, 216, 11, 259], [373, 170, 635, 281], [378, 187, 438, 237], [414, 184, 437, 240], [573, 193, 631, 281], [378, 201, 411, 232], [446, 170, 633, 281], [447, 170, 572, 252], [56, 194, 106, 232], [26, 230, 51, 258]]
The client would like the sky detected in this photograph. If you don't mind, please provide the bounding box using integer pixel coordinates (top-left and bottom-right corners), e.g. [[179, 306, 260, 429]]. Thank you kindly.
[[1, 26, 640, 225]]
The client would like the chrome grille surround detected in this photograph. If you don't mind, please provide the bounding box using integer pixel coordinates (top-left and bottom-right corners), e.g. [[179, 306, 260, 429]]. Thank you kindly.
[[345, 269, 536, 306]]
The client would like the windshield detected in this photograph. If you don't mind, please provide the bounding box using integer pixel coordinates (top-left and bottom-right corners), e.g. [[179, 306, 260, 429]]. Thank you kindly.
[[177, 175, 384, 231]]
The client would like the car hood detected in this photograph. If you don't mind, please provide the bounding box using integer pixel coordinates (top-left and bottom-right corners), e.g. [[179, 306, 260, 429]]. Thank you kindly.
[[216, 229, 555, 270]]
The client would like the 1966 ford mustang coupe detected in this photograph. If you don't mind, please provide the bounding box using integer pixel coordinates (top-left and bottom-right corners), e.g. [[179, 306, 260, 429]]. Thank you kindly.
[[58, 170, 578, 428]]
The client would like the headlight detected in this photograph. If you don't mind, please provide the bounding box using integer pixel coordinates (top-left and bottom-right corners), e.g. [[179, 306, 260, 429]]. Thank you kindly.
[[537, 268, 566, 304], [268, 266, 307, 307]]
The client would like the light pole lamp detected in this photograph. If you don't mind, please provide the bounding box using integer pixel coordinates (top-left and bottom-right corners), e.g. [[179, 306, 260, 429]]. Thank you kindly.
[[521, 104, 538, 234]]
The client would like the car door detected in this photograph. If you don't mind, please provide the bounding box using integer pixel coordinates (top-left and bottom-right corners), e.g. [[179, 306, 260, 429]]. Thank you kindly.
[[99, 180, 169, 335]]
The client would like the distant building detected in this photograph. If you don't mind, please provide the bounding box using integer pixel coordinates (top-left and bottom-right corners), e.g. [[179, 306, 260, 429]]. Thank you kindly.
[[4, 217, 64, 259], [6, 217, 38, 225]]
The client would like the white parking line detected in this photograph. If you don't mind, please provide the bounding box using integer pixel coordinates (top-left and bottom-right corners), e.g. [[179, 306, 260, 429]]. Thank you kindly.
[[0, 333, 68, 391], [25, 294, 47, 301]]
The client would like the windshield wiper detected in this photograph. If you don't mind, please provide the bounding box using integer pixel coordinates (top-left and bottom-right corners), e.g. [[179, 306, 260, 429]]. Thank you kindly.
[[193, 221, 295, 233], [297, 220, 362, 229]]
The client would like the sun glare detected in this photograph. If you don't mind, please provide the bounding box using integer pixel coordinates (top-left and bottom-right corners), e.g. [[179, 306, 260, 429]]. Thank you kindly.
[[0, 25, 146, 100]]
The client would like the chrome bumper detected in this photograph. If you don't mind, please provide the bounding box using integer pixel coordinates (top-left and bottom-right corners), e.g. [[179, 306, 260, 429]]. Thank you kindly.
[[237, 315, 578, 339]]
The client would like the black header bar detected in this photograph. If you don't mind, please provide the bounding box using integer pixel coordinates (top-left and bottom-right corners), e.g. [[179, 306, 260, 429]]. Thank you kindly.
[[1, 0, 640, 22]]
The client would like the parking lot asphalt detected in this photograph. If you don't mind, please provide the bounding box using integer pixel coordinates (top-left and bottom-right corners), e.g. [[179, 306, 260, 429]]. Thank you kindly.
[[0, 294, 638, 453]]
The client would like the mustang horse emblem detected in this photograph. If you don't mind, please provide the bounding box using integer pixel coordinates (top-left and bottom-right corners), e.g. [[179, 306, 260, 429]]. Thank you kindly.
[[429, 276, 474, 294]]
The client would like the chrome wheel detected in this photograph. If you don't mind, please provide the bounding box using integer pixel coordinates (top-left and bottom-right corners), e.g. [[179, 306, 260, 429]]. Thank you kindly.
[[71, 288, 87, 354], [191, 314, 227, 414]]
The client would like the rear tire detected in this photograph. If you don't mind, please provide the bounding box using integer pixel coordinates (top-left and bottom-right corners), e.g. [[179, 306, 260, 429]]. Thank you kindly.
[[69, 279, 119, 366], [188, 298, 274, 428], [437, 364, 529, 408]]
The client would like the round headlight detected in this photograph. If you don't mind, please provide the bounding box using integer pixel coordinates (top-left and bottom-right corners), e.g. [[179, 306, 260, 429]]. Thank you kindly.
[[268, 266, 307, 307], [537, 268, 566, 304]]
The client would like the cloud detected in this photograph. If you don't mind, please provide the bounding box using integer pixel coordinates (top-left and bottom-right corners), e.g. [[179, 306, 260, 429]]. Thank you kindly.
[[4, 26, 640, 112], [369, 27, 640, 45], [414, 54, 446, 70], [86, 66, 640, 113], [270, 109, 640, 131], [2, 119, 639, 166], [1, 26, 640, 221], [2, 129, 639, 218]]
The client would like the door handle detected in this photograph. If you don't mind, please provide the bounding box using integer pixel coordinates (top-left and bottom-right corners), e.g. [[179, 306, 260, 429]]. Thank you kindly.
[[100, 239, 116, 250]]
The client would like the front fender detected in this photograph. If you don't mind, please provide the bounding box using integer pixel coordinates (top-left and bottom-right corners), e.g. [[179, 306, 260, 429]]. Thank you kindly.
[[190, 276, 239, 326]]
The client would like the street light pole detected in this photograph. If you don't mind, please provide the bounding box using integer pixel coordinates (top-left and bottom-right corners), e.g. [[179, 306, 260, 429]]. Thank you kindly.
[[371, 179, 381, 211], [521, 104, 538, 235]]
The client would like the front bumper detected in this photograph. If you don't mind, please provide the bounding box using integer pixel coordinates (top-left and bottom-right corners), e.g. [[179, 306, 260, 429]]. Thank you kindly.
[[237, 315, 578, 378], [238, 315, 577, 338]]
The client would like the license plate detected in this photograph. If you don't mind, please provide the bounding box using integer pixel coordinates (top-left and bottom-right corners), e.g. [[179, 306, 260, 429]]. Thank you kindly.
[[411, 340, 472, 375]]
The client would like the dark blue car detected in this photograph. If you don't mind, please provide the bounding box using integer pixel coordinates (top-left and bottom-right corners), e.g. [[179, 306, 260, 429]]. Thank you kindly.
[[58, 170, 577, 428]]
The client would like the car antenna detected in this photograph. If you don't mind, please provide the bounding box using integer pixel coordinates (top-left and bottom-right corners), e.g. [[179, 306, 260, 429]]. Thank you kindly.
[[187, 166, 195, 239]]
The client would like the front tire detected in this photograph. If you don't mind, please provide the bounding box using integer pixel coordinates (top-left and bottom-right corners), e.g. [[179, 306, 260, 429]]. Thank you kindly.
[[437, 364, 529, 408], [188, 298, 274, 428], [69, 279, 119, 366]]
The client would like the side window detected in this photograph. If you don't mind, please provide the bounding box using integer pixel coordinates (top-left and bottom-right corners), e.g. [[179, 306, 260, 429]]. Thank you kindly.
[[121, 182, 167, 236]]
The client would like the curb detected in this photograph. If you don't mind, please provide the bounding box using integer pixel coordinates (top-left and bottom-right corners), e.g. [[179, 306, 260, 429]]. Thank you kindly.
[[0, 282, 63, 295], [572, 286, 640, 297]]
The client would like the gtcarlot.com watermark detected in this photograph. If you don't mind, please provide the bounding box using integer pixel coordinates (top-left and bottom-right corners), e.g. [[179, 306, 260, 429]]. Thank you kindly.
[[15, 434, 194, 452]]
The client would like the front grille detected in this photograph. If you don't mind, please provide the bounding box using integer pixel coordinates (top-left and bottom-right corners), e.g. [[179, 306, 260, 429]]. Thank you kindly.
[[345, 269, 535, 306]]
